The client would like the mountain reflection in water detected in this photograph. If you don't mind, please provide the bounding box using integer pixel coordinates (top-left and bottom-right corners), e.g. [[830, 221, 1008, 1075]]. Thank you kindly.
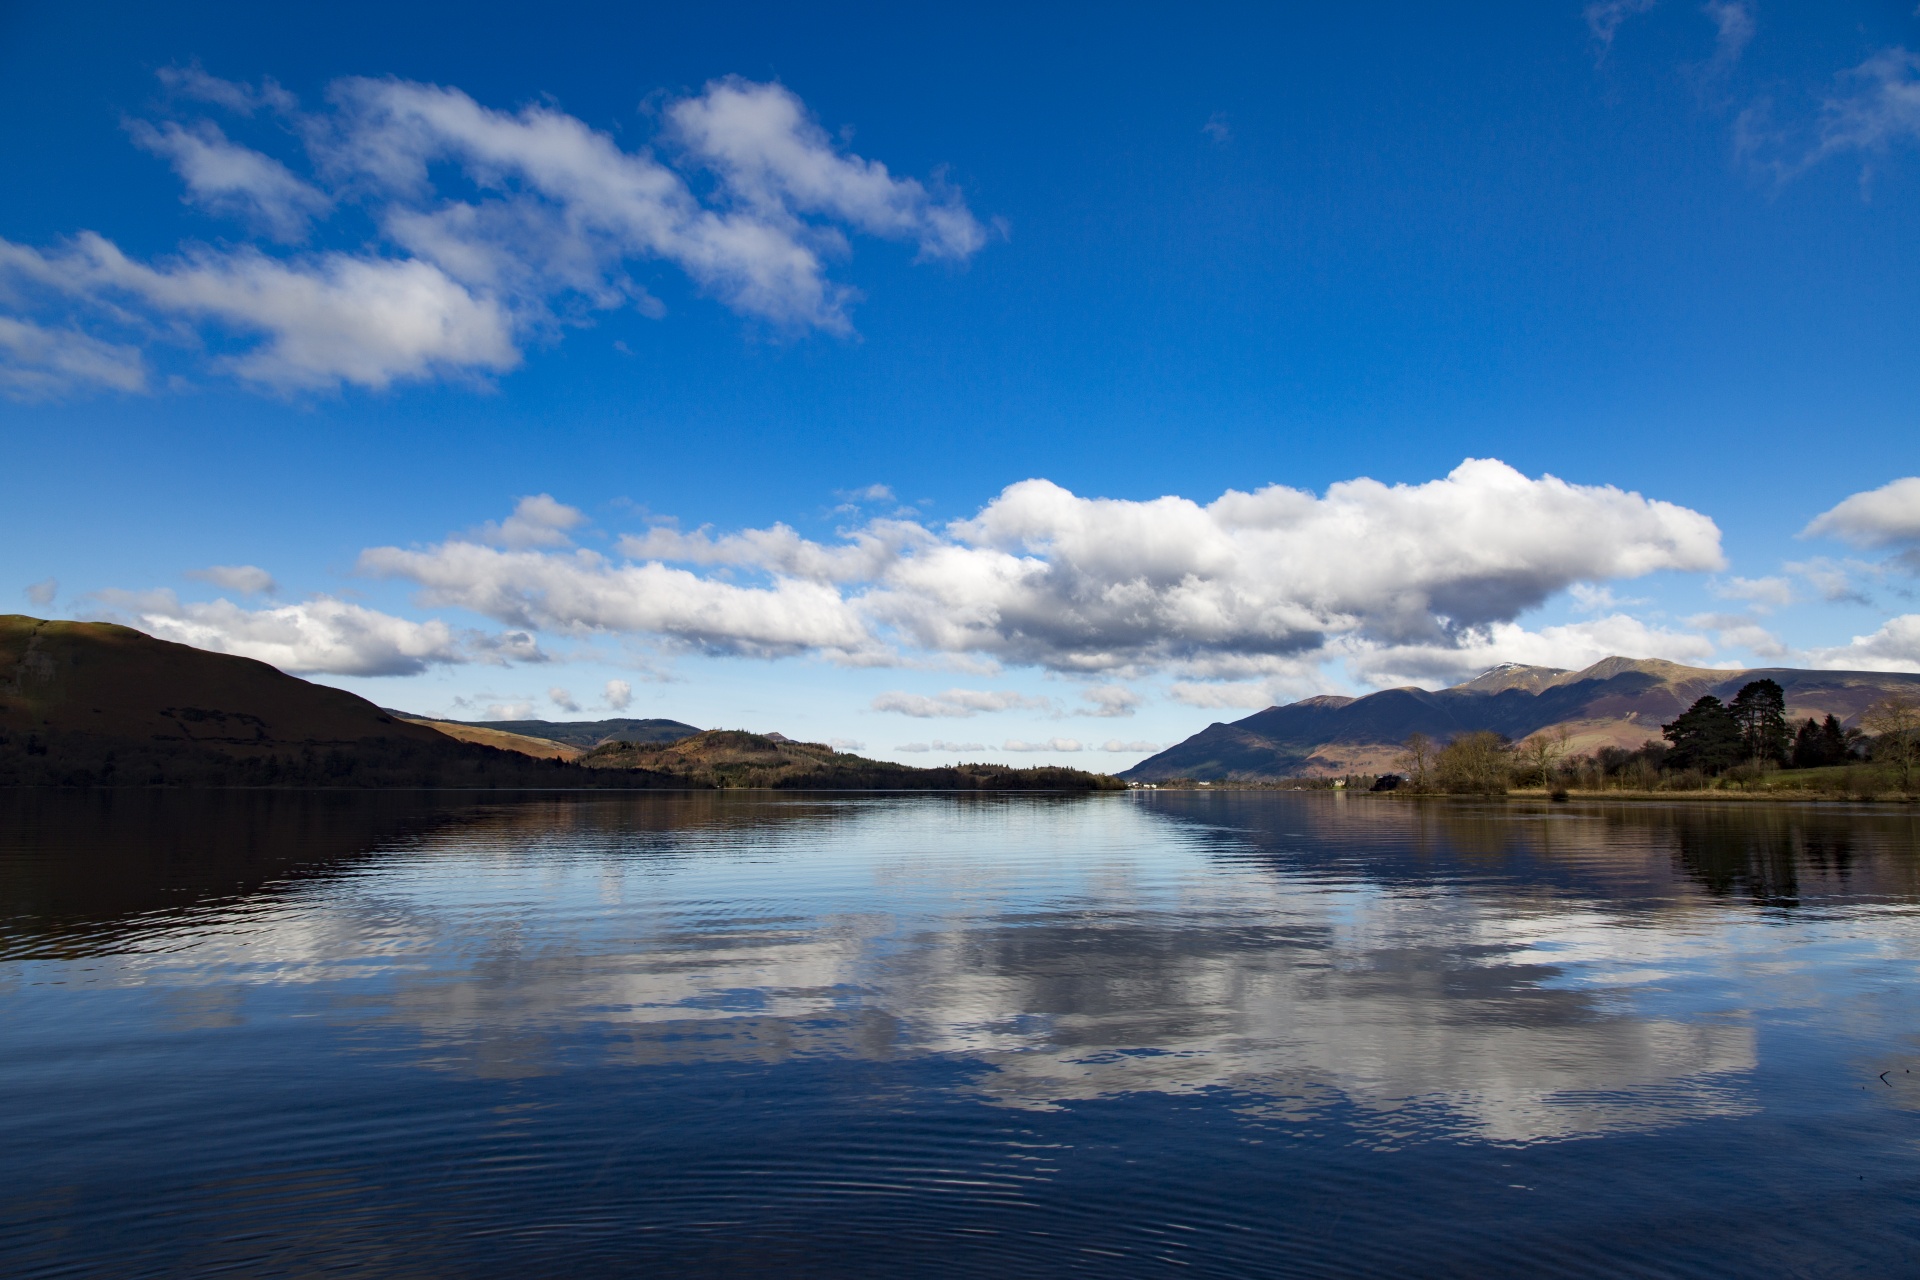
[[3, 791, 1918, 1277]]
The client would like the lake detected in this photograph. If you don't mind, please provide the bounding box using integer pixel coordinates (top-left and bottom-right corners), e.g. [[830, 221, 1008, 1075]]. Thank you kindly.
[[2, 790, 1917, 1277]]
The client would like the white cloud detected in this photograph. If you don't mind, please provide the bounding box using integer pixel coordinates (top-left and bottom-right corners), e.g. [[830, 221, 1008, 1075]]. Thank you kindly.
[[667, 78, 987, 263], [1797, 614, 1920, 673], [1003, 738, 1083, 752], [1785, 556, 1878, 604], [0, 72, 988, 397], [895, 739, 985, 753], [479, 494, 587, 548], [870, 688, 1051, 717], [603, 678, 632, 711], [827, 737, 865, 751], [1815, 49, 1920, 164], [127, 120, 331, 240], [1100, 739, 1161, 753], [364, 464, 1722, 681], [1078, 685, 1141, 717], [24, 578, 57, 607], [1, 233, 519, 390], [1804, 477, 1920, 548], [185, 564, 277, 595], [359, 538, 874, 657], [0, 315, 146, 398], [1710, 575, 1792, 609], [548, 686, 579, 712], [1343, 614, 1722, 688], [100, 590, 541, 676], [486, 701, 536, 720]]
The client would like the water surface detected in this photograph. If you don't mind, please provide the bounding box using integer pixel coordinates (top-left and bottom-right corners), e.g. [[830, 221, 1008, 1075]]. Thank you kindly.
[[2, 790, 1917, 1276]]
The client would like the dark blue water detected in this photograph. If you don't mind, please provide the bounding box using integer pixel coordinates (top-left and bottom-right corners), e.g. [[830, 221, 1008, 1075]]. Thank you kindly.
[[2, 790, 1917, 1277]]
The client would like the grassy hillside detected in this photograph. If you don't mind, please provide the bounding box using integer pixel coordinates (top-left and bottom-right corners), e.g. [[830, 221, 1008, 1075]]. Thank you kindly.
[[0, 615, 667, 788], [402, 719, 584, 760], [583, 730, 1125, 790], [1126, 656, 1920, 781], [389, 716, 701, 749]]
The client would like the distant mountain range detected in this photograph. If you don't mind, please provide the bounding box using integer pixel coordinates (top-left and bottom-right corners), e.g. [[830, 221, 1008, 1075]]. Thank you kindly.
[[1121, 657, 1920, 781]]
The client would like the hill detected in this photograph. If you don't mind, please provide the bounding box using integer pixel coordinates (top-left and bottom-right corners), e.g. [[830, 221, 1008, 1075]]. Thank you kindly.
[[382, 714, 700, 750], [1123, 657, 1920, 781], [583, 730, 1125, 790], [400, 720, 585, 760], [0, 615, 661, 788]]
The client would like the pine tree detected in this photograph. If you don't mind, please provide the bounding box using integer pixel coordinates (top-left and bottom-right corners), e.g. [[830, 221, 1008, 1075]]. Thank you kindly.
[[1662, 696, 1743, 774], [1728, 679, 1789, 763]]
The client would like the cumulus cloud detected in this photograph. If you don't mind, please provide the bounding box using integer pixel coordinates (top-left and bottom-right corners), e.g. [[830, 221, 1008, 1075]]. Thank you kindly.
[[1100, 739, 1161, 753], [100, 590, 541, 676], [364, 464, 1722, 682], [479, 494, 587, 548], [827, 737, 865, 751], [0, 315, 146, 398], [1342, 613, 1722, 688], [185, 564, 277, 595], [1804, 477, 1920, 549], [870, 688, 1051, 717], [895, 739, 985, 753], [1003, 738, 1083, 753], [1797, 614, 1920, 673], [0, 72, 988, 395], [603, 678, 632, 711], [487, 701, 536, 720], [24, 578, 57, 607], [548, 686, 579, 712]]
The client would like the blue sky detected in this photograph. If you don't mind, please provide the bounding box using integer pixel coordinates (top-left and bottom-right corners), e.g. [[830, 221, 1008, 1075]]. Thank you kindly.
[[4, 0, 1920, 764]]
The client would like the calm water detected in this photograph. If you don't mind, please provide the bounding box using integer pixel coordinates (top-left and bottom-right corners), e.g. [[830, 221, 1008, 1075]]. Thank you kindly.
[[2, 791, 1918, 1278]]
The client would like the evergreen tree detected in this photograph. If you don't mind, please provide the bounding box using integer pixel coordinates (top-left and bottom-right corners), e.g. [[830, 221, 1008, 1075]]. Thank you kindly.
[[1662, 696, 1743, 774], [1728, 679, 1790, 763], [1791, 714, 1856, 768]]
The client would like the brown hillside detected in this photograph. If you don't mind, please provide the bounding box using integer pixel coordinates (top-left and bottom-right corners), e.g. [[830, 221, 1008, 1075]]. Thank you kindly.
[[404, 719, 582, 760], [584, 729, 1123, 790]]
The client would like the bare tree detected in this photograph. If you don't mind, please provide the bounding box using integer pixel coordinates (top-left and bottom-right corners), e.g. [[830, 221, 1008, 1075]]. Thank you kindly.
[[1397, 732, 1435, 792], [1861, 692, 1920, 792], [1516, 725, 1571, 790], [1434, 731, 1511, 795]]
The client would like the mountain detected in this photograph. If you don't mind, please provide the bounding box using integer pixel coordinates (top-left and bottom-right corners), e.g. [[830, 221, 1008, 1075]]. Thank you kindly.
[[582, 730, 1125, 790], [1122, 657, 1920, 781], [0, 615, 644, 787]]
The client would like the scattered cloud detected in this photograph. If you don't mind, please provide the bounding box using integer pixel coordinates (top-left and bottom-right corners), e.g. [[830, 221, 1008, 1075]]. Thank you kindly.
[[185, 564, 277, 595], [1585, 0, 1658, 55], [1100, 739, 1161, 753], [0, 72, 989, 396], [1785, 556, 1878, 605], [479, 494, 588, 549], [1709, 574, 1792, 609], [548, 686, 579, 712], [1797, 613, 1920, 672], [1078, 685, 1142, 717], [1814, 49, 1920, 167], [1201, 112, 1231, 145], [126, 119, 332, 241], [603, 678, 632, 711], [0, 315, 146, 399], [23, 578, 57, 607], [1804, 477, 1920, 549], [870, 687, 1051, 717], [1168, 681, 1288, 710], [1003, 737, 1083, 752], [98, 589, 541, 676], [486, 701, 536, 720], [827, 737, 865, 751], [895, 740, 985, 753], [1343, 613, 1722, 687]]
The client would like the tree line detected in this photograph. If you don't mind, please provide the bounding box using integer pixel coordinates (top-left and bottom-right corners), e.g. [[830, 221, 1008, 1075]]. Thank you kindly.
[[1388, 684, 1920, 795]]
